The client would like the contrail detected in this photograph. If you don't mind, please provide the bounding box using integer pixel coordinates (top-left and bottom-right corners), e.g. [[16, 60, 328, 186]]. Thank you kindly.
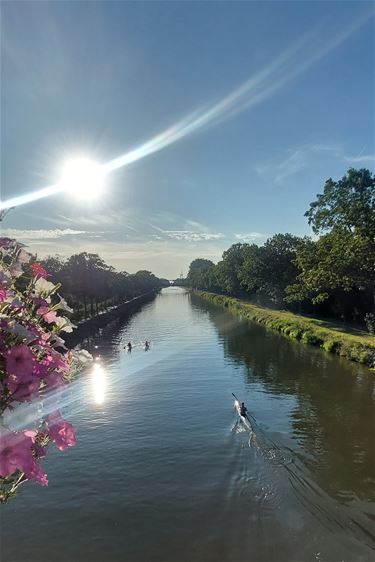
[[0, 9, 372, 212]]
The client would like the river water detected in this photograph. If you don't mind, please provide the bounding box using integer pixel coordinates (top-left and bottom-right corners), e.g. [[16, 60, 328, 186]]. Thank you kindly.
[[1, 287, 375, 562]]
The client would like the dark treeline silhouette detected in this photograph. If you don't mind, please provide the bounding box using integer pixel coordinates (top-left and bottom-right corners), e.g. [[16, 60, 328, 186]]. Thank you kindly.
[[181, 169, 375, 333], [42, 252, 169, 321]]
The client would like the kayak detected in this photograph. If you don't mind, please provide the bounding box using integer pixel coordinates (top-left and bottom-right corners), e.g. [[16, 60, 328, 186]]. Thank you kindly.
[[232, 393, 252, 430]]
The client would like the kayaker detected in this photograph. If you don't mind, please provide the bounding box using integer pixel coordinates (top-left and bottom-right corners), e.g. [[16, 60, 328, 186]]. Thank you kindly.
[[240, 402, 248, 417]]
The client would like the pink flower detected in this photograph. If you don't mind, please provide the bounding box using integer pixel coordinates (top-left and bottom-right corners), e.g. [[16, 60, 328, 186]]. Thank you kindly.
[[32, 359, 50, 379], [33, 351, 67, 381], [0, 238, 11, 248], [33, 298, 48, 308], [44, 371, 65, 390], [0, 287, 11, 301], [0, 429, 48, 486], [4, 345, 40, 401], [46, 411, 77, 451], [37, 306, 58, 324], [32, 442, 46, 459], [30, 263, 48, 279], [50, 350, 70, 373], [6, 345, 35, 379], [7, 375, 40, 402]]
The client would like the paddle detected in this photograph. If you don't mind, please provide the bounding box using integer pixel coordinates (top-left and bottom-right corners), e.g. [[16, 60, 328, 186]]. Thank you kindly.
[[231, 392, 257, 423]]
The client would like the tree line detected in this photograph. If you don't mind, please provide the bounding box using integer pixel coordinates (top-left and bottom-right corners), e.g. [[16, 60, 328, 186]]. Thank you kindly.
[[181, 169, 375, 333], [42, 252, 169, 321]]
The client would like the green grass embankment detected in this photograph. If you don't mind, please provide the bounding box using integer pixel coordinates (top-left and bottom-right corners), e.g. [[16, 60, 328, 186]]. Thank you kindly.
[[197, 291, 375, 369]]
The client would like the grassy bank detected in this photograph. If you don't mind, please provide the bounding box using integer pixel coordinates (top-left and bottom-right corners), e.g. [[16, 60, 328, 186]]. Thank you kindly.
[[197, 291, 375, 369]]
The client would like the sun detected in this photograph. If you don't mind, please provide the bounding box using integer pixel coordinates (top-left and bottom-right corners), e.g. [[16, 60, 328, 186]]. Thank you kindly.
[[59, 157, 106, 200]]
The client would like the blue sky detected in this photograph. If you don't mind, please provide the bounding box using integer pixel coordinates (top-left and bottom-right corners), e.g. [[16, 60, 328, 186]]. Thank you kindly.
[[1, 1, 374, 278]]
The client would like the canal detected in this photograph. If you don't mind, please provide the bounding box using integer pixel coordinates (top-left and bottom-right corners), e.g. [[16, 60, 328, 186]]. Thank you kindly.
[[1, 287, 375, 561]]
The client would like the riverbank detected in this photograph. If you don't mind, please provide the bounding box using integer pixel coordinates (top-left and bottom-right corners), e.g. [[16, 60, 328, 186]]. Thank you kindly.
[[64, 290, 158, 346], [197, 291, 375, 368]]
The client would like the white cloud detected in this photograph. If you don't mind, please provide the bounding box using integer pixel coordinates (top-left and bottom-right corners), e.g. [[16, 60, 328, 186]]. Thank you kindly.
[[184, 219, 209, 231], [1, 228, 86, 240], [344, 154, 375, 164], [148, 216, 224, 242], [57, 211, 127, 227], [274, 150, 308, 183], [256, 143, 374, 184], [234, 232, 267, 242], [163, 230, 224, 242]]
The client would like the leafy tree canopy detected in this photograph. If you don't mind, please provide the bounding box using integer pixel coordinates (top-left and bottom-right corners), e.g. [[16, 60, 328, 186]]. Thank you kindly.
[[188, 259, 215, 273], [305, 168, 375, 237], [239, 235, 303, 305], [286, 229, 375, 304], [216, 243, 249, 295]]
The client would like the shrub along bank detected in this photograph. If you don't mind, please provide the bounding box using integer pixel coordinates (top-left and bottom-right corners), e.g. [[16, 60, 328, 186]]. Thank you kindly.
[[197, 291, 375, 369]]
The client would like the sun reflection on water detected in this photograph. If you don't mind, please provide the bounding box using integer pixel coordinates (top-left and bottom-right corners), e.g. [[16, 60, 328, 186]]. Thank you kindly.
[[91, 362, 106, 405]]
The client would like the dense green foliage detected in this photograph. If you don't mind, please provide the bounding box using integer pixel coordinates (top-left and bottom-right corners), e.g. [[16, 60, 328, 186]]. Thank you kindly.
[[305, 168, 375, 237], [185, 169, 375, 333], [198, 292, 375, 367], [42, 252, 169, 321]]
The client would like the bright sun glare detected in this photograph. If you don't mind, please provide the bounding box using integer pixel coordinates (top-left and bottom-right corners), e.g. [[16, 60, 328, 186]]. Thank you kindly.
[[59, 157, 106, 200]]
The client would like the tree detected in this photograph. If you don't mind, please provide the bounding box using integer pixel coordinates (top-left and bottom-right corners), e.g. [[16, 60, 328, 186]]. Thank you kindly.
[[302, 168, 375, 324], [187, 259, 216, 290], [215, 243, 248, 295], [41, 253, 167, 321], [237, 244, 263, 295], [239, 235, 303, 306], [286, 229, 375, 321], [305, 168, 375, 237], [40, 256, 66, 282], [132, 270, 159, 294]]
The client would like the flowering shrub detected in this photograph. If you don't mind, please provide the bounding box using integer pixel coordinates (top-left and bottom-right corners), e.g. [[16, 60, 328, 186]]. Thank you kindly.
[[0, 239, 92, 502]]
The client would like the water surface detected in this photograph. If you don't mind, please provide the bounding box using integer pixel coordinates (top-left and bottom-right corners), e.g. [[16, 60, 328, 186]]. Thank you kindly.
[[1, 288, 374, 561]]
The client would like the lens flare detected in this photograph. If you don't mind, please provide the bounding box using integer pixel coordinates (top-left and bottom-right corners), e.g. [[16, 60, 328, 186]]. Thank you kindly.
[[0, 10, 371, 213], [60, 158, 106, 200]]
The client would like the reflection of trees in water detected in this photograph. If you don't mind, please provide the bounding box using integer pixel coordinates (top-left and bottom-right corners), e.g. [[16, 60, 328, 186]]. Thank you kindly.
[[192, 295, 375, 503]]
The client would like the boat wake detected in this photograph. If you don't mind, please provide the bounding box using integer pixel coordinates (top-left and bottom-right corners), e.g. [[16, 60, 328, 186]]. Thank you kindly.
[[232, 404, 375, 554]]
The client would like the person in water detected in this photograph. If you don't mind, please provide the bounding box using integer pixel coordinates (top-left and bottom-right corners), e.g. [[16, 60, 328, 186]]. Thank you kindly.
[[144, 340, 150, 350], [126, 341, 132, 352], [240, 402, 248, 417]]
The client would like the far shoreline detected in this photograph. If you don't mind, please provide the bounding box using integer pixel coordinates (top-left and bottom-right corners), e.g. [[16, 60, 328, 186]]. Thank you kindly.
[[195, 291, 375, 370]]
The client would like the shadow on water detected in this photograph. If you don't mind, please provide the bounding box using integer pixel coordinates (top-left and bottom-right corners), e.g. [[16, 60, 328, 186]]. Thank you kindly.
[[192, 294, 375, 550]]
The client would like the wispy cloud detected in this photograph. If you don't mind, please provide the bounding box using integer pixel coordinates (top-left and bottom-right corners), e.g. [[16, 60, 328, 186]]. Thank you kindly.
[[256, 143, 374, 184], [162, 230, 224, 242], [344, 154, 375, 164], [0, 228, 86, 240], [274, 150, 310, 183], [235, 232, 267, 243], [57, 211, 127, 227], [149, 217, 224, 242]]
